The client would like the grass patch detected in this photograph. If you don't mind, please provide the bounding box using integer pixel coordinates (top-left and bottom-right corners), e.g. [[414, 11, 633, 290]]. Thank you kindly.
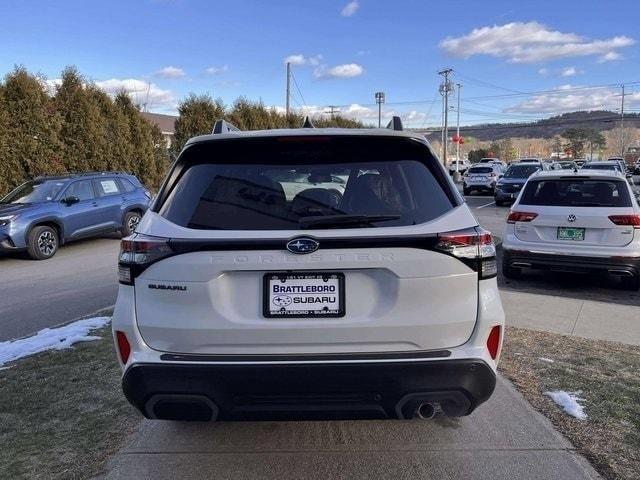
[[0, 322, 141, 479], [500, 326, 640, 480]]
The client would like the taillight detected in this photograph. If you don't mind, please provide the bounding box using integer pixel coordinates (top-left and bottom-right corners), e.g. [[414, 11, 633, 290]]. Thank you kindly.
[[507, 211, 538, 224], [115, 330, 131, 364], [608, 214, 640, 228], [435, 227, 497, 279], [118, 233, 174, 285], [486, 325, 501, 360]]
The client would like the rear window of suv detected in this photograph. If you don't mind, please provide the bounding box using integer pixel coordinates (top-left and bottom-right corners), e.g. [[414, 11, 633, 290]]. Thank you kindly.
[[157, 136, 458, 230], [467, 167, 493, 174], [520, 179, 631, 207]]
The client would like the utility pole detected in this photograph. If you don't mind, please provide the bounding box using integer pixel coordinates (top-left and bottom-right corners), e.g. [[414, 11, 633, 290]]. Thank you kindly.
[[375, 92, 385, 128], [285, 62, 291, 117], [619, 84, 625, 157], [326, 105, 339, 119], [455, 83, 462, 173], [438, 68, 454, 165]]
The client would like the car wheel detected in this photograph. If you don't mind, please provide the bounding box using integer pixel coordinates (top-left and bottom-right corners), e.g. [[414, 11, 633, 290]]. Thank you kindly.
[[495, 199, 504, 207], [122, 211, 142, 237], [27, 225, 59, 260], [463, 187, 471, 195], [502, 258, 522, 279]]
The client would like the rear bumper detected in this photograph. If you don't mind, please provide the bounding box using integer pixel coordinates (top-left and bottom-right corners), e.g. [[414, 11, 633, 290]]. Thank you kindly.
[[503, 249, 640, 276], [464, 182, 494, 191], [122, 359, 496, 421]]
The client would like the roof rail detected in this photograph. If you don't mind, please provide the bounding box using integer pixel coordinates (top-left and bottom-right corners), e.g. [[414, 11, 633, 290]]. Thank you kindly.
[[212, 119, 240, 134], [386, 116, 403, 131], [301, 116, 315, 128]]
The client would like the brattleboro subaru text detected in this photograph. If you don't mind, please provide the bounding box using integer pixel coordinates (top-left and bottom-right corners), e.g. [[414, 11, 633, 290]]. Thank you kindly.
[[112, 118, 505, 422]]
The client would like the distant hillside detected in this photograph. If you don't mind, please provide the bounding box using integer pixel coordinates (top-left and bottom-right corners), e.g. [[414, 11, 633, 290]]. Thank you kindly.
[[416, 111, 640, 141]]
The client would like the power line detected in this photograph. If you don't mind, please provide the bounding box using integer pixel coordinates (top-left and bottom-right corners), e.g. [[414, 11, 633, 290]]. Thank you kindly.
[[454, 71, 526, 94], [290, 71, 309, 113]]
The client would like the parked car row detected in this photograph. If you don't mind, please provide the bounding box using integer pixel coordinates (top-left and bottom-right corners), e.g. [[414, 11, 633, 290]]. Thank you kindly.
[[0, 172, 151, 259]]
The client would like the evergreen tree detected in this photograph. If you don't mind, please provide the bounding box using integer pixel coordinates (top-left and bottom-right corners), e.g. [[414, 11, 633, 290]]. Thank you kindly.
[[171, 94, 225, 156], [54, 67, 106, 173], [2, 67, 62, 187]]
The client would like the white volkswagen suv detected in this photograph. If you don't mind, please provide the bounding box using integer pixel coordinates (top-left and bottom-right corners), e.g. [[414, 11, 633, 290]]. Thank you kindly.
[[112, 119, 504, 422], [502, 170, 640, 289]]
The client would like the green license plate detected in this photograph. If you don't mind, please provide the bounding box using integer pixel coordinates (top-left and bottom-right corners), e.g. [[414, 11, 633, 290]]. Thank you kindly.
[[557, 227, 585, 241]]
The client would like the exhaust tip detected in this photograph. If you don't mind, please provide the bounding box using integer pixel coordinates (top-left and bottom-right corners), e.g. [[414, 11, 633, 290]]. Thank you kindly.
[[146, 394, 218, 421], [415, 403, 436, 419]]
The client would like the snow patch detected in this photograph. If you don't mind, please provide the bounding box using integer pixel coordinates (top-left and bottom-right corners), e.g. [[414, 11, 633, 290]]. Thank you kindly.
[[539, 357, 555, 363], [544, 390, 588, 420], [0, 317, 111, 366]]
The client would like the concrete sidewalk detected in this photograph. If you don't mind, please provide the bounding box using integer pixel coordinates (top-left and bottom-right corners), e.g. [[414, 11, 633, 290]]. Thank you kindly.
[[102, 377, 599, 480], [501, 289, 640, 346]]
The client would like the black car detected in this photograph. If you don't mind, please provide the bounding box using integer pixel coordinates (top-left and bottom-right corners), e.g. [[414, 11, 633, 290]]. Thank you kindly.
[[493, 163, 543, 206]]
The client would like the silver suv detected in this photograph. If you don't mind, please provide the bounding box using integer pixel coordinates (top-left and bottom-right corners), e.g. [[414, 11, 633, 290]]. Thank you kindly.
[[112, 118, 504, 422]]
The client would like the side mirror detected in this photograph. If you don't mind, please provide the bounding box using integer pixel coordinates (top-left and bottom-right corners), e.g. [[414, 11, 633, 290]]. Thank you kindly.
[[62, 195, 80, 205], [498, 174, 504, 179]]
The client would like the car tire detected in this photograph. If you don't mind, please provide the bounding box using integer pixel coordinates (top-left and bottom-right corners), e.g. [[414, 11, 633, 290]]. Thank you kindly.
[[502, 258, 522, 279], [463, 187, 471, 196], [122, 211, 142, 237], [495, 199, 504, 207], [27, 225, 59, 260]]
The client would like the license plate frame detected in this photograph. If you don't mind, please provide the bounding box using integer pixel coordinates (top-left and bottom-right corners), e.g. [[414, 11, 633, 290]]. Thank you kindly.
[[557, 227, 585, 241], [263, 272, 345, 318]]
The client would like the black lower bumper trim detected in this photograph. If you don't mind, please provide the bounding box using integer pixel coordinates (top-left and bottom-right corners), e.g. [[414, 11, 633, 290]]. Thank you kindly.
[[122, 359, 496, 421], [504, 249, 640, 276]]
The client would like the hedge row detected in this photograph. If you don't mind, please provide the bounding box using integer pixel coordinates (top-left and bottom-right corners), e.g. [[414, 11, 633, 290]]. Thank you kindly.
[[0, 66, 363, 196]]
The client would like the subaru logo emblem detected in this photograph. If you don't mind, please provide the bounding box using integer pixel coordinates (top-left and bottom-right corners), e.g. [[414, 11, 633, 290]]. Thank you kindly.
[[567, 214, 576, 222], [286, 237, 319, 254]]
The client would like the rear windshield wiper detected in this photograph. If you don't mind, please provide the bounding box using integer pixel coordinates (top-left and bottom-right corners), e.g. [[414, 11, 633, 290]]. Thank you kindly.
[[298, 214, 401, 229]]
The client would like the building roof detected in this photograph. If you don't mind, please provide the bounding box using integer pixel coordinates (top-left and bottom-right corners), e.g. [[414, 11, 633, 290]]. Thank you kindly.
[[140, 112, 177, 134]]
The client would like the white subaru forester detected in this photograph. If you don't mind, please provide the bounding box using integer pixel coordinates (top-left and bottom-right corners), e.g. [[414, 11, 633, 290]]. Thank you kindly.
[[112, 118, 505, 422]]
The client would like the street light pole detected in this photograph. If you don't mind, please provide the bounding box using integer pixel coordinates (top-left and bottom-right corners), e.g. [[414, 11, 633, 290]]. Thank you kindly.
[[375, 91, 385, 128]]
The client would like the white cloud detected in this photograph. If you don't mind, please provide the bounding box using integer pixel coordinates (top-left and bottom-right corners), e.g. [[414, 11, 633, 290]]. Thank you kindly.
[[560, 66, 581, 77], [95, 78, 175, 109], [341, 1, 359, 17], [205, 65, 229, 75], [155, 66, 185, 78], [505, 84, 640, 114], [598, 51, 622, 63], [284, 54, 323, 66], [314, 63, 364, 79], [537, 67, 549, 76], [440, 22, 635, 63]]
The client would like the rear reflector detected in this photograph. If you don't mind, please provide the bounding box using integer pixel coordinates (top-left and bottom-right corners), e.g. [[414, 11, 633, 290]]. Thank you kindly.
[[486, 326, 501, 360], [507, 211, 538, 224], [115, 331, 131, 364], [608, 214, 640, 228]]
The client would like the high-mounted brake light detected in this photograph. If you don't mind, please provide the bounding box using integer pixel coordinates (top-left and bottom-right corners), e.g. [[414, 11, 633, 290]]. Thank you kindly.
[[608, 214, 640, 228], [118, 234, 174, 285], [435, 227, 497, 279], [507, 211, 538, 224]]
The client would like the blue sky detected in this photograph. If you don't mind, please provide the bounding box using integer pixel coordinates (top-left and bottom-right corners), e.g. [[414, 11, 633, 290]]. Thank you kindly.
[[1, 0, 639, 127]]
